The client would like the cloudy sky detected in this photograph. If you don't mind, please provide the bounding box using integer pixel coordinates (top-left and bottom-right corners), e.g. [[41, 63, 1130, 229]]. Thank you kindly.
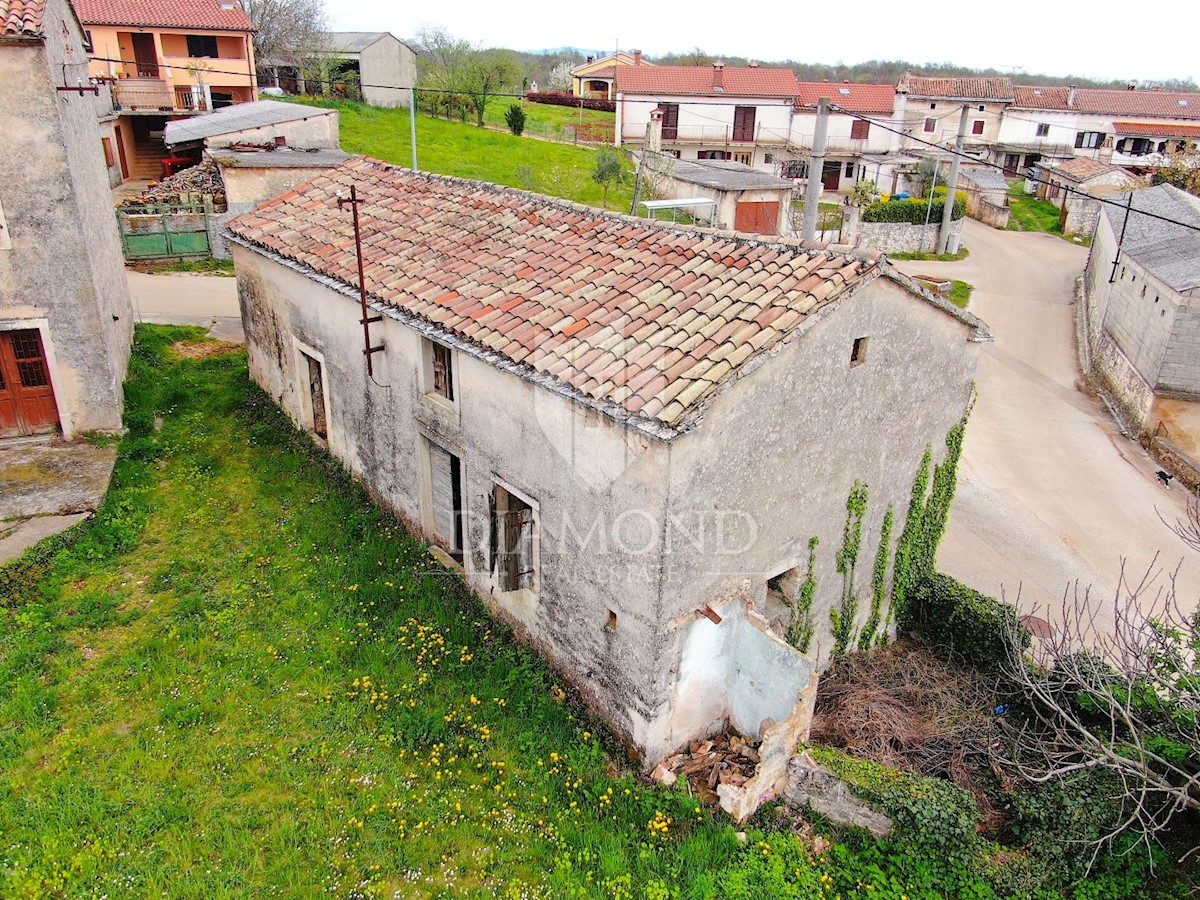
[[326, 0, 1196, 85]]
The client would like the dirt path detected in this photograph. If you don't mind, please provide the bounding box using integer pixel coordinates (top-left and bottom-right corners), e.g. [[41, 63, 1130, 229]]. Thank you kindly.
[[894, 220, 1200, 625]]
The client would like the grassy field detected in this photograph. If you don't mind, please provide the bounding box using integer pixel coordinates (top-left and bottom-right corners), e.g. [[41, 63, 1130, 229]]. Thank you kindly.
[[2, 325, 1042, 899], [294, 98, 634, 212], [1006, 181, 1064, 234], [480, 98, 615, 139], [888, 247, 970, 262]]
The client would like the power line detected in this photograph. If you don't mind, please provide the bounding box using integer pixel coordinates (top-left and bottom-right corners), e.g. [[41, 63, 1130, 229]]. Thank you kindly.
[[826, 103, 1200, 236]]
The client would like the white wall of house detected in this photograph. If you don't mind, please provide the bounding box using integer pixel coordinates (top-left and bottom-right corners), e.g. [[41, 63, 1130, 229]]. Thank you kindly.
[[618, 93, 795, 149]]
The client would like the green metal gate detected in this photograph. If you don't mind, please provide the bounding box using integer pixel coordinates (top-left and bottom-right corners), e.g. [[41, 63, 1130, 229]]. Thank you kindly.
[[117, 206, 211, 260]]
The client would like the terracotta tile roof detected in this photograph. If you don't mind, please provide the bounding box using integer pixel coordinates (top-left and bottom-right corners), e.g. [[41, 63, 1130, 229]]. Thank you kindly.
[[617, 65, 800, 98], [797, 82, 895, 114], [1114, 120, 1200, 138], [1044, 157, 1125, 183], [227, 157, 963, 434], [898, 74, 1014, 101], [73, 0, 253, 31], [1014, 85, 1200, 119], [580, 66, 617, 80], [0, 0, 44, 36]]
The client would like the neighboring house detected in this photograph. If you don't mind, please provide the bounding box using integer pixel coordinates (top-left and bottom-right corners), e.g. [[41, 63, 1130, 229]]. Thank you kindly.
[[225, 157, 986, 804], [638, 155, 794, 235], [260, 32, 416, 109], [0, 0, 133, 438], [792, 81, 903, 192], [615, 63, 803, 170], [1003, 85, 1200, 173], [571, 49, 652, 100], [1082, 184, 1200, 430], [1036, 157, 1140, 236], [77, 0, 258, 181], [164, 98, 340, 154], [955, 165, 1011, 228], [896, 74, 1015, 164]]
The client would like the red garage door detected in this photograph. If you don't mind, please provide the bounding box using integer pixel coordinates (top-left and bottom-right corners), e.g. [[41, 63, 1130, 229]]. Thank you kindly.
[[734, 201, 780, 235], [0, 329, 60, 438]]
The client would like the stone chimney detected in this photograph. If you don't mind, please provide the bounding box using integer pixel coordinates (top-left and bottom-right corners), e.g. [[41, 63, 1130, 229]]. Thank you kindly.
[[713, 61, 724, 91], [648, 108, 664, 153], [1067, 85, 1076, 107], [586, 55, 594, 65], [633, 49, 643, 65]]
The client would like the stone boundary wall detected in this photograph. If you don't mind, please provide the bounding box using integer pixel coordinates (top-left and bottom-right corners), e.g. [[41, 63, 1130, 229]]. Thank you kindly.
[[976, 198, 1010, 229], [849, 218, 963, 254]]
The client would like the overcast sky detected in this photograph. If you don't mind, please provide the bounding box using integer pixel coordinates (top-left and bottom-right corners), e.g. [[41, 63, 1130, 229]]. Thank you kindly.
[[326, 0, 1196, 85]]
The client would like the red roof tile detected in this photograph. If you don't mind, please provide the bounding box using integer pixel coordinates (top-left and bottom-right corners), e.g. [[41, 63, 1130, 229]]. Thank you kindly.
[[796, 81, 895, 114], [1014, 85, 1200, 120], [1042, 157, 1125, 183], [617, 64, 800, 98], [1114, 121, 1200, 138], [74, 0, 253, 31], [227, 158, 897, 433], [899, 74, 1014, 101], [0, 0, 44, 36]]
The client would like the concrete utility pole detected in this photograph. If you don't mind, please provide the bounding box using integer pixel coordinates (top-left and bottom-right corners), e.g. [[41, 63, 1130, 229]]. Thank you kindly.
[[409, 87, 418, 170], [800, 97, 830, 242], [936, 105, 970, 255]]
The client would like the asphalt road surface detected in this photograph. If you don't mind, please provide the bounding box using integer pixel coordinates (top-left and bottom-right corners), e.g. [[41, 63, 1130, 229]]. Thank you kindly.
[[126, 270, 243, 342], [895, 220, 1200, 627]]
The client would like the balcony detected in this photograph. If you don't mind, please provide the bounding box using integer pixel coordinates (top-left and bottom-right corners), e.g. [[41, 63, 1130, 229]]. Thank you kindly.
[[624, 123, 786, 145], [113, 78, 174, 111]]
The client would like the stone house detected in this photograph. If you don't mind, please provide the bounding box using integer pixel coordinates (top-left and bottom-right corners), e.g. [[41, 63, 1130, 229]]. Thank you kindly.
[[225, 157, 986, 811], [955, 166, 1011, 228], [0, 0, 133, 439], [260, 32, 416, 109], [1036, 157, 1140, 236], [164, 98, 340, 155], [1083, 184, 1200, 430], [896, 74, 1014, 158]]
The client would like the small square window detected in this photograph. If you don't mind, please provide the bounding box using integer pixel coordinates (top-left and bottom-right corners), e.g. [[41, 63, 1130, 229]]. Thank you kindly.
[[1036, 123, 1050, 137], [850, 337, 869, 368], [930, 102, 937, 109], [424, 339, 456, 402]]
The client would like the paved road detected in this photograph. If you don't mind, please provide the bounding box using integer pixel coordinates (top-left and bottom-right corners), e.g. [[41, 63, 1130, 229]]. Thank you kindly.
[[894, 220, 1200, 625], [127, 270, 243, 342]]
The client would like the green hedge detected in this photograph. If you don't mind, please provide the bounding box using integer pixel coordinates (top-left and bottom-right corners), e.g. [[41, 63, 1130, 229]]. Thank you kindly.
[[901, 572, 1028, 670], [863, 193, 966, 224]]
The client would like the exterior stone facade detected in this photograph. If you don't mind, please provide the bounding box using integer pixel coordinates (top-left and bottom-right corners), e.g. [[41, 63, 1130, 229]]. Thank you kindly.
[[850, 218, 963, 254], [225, 163, 986, 794], [0, 0, 133, 437]]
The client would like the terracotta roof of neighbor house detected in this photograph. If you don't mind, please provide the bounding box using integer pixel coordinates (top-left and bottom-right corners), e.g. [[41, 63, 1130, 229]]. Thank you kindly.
[[571, 52, 654, 76], [1044, 157, 1127, 183], [796, 82, 895, 113], [1114, 121, 1200, 138], [1102, 184, 1200, 292], [1014, 86, 1200, 119], [74, 0, 253, 31], [227, 157, 985, 435], [580, 66, 617, 80], [0, 0, 44, 36], [898, 74, 1014, 101], [617, 65, 800, 98]]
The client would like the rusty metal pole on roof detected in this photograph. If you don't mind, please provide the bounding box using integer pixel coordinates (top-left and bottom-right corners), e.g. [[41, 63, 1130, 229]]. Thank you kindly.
[[338, 185, 384, 377]]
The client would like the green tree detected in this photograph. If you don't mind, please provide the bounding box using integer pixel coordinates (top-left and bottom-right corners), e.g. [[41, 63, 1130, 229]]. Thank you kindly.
[[592, 148, 624, 208], [504, 104, 527, 136], [464, 49, 519, 127]]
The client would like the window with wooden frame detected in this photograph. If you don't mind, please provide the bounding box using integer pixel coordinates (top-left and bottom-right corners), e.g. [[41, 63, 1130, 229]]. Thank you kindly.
[[490, 484, 536, 593], [1036, 123, 1050, 137], [923, 117, 936, 133], [732, 151, 752, 165], [971, 119, 985, 135], [850, 119, 870, 140], [431, 342, 454, 400]]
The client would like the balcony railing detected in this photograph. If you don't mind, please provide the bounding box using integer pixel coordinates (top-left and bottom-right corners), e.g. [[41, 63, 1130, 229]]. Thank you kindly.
[[113, 78, 174, 111], [174, 89, 207, 112]]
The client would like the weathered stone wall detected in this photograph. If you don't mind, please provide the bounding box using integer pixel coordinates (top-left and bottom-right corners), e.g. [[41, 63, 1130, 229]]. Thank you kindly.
[[0, 0, 133, 437], [853, 218, 963, 254], [232, 243, 675, 758], [976, 198, 1010, 229], [205, 109, 339, 149]]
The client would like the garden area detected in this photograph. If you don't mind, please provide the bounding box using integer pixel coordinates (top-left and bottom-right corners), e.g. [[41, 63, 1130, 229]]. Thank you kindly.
[[1006, 180, 1065, 234], [289, 98, 633, 211], [0, 327, 1195, 898]]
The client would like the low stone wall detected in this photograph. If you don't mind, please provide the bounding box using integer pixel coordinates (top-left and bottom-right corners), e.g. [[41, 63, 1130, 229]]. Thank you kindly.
[[976, 198, 1010, 229], [851, 218, 963, 254]]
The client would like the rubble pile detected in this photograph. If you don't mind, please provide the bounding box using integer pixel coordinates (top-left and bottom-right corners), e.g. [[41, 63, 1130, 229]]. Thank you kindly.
[[655, 734, 762, 805], [119, 160, 226, 212]]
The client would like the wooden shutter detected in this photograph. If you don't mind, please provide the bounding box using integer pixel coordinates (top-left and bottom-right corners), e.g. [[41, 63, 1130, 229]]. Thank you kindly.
[[659, 103, 679, 140], [733, 106, 755, 142], [850, 119, 869, 140], [429, 444, 457, 549]]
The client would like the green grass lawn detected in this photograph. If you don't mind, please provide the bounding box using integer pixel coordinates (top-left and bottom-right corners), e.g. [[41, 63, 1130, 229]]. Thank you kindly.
[[292, 98, 633, 213], [1006, 181, 1063, 234], [481, 98, 615, 140], [888, 247, 970, 262]]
